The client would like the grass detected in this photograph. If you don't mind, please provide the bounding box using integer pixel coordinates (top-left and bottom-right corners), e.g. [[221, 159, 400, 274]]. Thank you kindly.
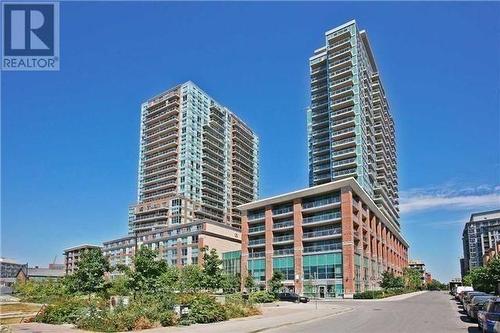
[[0, 303, 42, 325]]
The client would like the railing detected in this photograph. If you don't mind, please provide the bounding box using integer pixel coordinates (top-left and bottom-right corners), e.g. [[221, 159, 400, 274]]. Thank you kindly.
[[332, 95, 353, 105], [249, 251, 265, 258], [248, 212, 265, 221], [330, 57, 351, 67], [333, 168, 357, 177], [273, 220, 294, 229], [329, 37, 350, 48], [248, 225, 265, 233], [332, 147, 356, 157], [329, 46, 351, 58], [273, 234, 294, 243], [272, 206, 293, 215], [273, 248, 294, 256], [333, 117, 355, 127], [333, 138, 356, 148], [303, 212, 341, 224], [303, 243, 342, 253], [332, 127, 355, 137], [331, 66, 352, 76], [332, 157, 356, 167], [331, 76, 353, 87], [248, 239, 266, 246], [303, 228, 341, 239], [302, 196, 340, 209]]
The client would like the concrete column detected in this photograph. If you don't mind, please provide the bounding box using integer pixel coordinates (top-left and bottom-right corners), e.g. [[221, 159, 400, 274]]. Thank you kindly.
[[293, 199, 303, 294], [264, 206, 273, 288], [341, 187, 355, 298]]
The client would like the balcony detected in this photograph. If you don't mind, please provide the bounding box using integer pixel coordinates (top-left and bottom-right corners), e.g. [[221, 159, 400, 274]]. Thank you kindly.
[[273, 220, 294, 230], [332, 126, 355, 139], [302, 196, 340, 210], [332, 157, 357, 169], [332, 167, 357, 178], [272, 206, 293, 217], [248, 225, 265, 234], [273, 248, 294, 256], [302, 212, 341, 225], [272, 234, 294, 244], [248, 238, 266, 247], [248, 212, 265, 222], [248, 251, 265, 258], [303, 243, 342, 253], [303, 227, 342, 240]]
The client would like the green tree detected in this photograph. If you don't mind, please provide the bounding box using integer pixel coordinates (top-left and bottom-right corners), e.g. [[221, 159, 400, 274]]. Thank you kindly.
[[71, 248, 110, 297], [126, 246, 168, 295], [403, 267, 422, 290], [158, 265, 181, 293], [244, 273, 256, 292], [201, 247, 223, 291], [221, 273, 240, 294], [179, 264, 205, 292], [487, 257, 500, 293], [380, 271, 404, 289], [268, 271, 284, 295], [108, 275, 130, 296]]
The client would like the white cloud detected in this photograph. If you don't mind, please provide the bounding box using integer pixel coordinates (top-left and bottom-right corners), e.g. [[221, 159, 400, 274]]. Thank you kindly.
[[399, 183, 500, 214]]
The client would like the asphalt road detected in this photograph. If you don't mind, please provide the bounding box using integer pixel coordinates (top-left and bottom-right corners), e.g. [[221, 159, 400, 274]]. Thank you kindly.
[[269, 291, 480, 333]]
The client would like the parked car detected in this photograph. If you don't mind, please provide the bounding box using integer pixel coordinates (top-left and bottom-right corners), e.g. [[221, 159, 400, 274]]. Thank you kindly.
[[277, 291, 309, 303], [467, 295, 496, 321], [478, 297, 500, 333], [464, 292, 489, 308], [456, 286, 474, 301]]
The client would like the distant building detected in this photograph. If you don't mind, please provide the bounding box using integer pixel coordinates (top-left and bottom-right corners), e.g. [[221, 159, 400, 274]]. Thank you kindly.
[[462, 209, 500, 275], [0, 258, 27, 278], [16, 266, 65, 283], [460, 258, 466, 279], [424, 272, 432, 284], [408, 259, 426, 285], [63, 244, 101, 275], [103, 220, 241, 270]]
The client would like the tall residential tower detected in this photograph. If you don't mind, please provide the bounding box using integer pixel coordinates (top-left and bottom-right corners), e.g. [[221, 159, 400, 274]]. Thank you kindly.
[[307, 20, 399, 228], [130, 81, 259, 233]]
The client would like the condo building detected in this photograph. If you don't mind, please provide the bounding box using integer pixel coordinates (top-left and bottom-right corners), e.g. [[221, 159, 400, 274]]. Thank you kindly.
[[63, 244, 101, 275], [131, 81, 259, 233], [239, 178, 408, 298], [307, 20, 399, 228], [461, 209, 500, 276], [103, 81, 257, 270]]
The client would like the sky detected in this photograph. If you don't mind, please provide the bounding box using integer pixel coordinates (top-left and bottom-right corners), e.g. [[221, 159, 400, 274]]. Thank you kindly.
[[2, 2, 499, 282]]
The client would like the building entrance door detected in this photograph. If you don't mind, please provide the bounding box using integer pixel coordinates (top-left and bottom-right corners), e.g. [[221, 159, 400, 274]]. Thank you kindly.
[[319, 286, 325, 298]]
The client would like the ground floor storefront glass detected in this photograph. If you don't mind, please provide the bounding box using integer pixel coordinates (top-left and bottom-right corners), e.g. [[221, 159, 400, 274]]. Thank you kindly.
[[302, 253, 343, 298]]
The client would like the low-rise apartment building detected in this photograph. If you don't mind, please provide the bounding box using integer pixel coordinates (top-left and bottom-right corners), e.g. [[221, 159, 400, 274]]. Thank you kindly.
[[239, 177, 408, 298], [409, 259, 426, 286], [103, 220, 241, 269], [63, 244, 101, 275]]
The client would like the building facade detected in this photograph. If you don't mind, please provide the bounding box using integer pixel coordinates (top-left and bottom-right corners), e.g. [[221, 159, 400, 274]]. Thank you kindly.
[[408, 259, 426, 286], [104, 220, 241, 270], [462, 209, 500, 275], [307, 20, 399, 228], [239, 178, 408, 298], [132, 81, 259, 232], [63, 244, 101, 275]]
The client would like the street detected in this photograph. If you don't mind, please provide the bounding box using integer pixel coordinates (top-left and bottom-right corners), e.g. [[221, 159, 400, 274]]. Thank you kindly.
[[269, 291, 480, 333]]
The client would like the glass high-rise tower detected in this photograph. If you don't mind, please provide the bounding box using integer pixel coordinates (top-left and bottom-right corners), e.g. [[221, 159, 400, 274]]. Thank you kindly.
[[307, 20, 399, 228], [130, 81, 259, 232]]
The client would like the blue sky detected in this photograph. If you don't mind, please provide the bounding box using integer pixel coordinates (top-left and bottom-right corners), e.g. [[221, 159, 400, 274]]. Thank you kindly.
[[2, 2, 499, 282]]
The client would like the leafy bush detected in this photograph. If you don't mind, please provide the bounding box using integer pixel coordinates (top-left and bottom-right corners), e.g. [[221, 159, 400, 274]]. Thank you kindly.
[[35, 297, 88, 324], [185, 293, 228, 324], [14, 279, 70, 303], [159, 311, 178, 327], [353, 288, 415, 299], [224, 294, 261, 319], [249, 290, 275, 303]]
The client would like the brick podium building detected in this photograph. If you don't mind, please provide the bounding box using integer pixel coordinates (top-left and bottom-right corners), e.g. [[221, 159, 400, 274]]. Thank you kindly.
[[239, 178, 408, 298]]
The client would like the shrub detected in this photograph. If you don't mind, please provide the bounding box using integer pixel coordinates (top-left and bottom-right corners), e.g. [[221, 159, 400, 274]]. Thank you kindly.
[[133, 316, 154, 330], [159, 311, 178, 327], [186, 293, 228, 323], [224, 293, 261, 319], [14, 279, 70, 303], [35, 297, 88, 324], [249, 290, 275, 303]]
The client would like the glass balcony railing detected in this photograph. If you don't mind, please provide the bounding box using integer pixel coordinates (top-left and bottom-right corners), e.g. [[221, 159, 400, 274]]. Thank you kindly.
[[303, 227, 342, 239], [272, 234, 294, 243], [248, 251, 265, 258], [248, 212, 265, 221], [248, 239, 266, 246], [332, 168, 357, 177], [272, 206, 293, 215], [303, 212, 341, 224], [273, 220, 294, 229], [273, 248, 294, 256], [303, 243, 342, 253], [302, 196, 340, 209], [248, 225, 265, 233]]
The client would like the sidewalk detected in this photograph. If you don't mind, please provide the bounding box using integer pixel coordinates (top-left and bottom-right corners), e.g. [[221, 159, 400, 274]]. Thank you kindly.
[[7, 303, 352, 333]]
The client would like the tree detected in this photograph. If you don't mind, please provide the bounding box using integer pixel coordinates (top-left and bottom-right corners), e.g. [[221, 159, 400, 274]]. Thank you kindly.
[[201, 247, 223, 291], [179, 264, 205, 292], [403, 267, 422, 290], [125, 246, 168, 295], [380, 271, 404, 289], [268, 271, 284, 295], [71, 248, 110, 297], [244, 273, 256, 292], [221, 273, 240, 294]]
